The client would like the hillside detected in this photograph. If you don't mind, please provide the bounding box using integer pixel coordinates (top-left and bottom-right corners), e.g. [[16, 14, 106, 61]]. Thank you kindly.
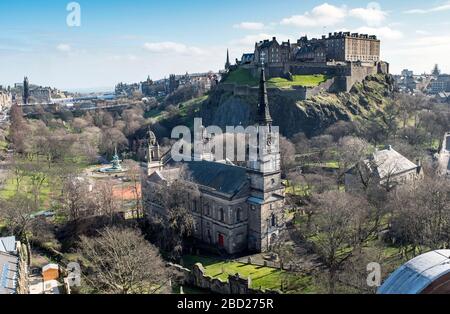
[[199, 73, 395, 137], [224, 68, 328, 89]]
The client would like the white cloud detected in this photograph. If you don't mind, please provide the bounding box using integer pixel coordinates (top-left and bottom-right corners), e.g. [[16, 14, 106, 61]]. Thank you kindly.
[[233, 22, 265, 30], [404, 2, 450, 14], [415, 30, 429, 35], [349, 2, 387, 26], [56, 44, 72, 52], [230, 33, 290, 47], [356, 26, 403, 40], [407, 35, 450, 47], [143, 41, 206, 56], [280, 3, 347, 27]]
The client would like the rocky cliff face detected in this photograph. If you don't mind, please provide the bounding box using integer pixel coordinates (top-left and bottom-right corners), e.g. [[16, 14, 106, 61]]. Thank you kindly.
[[199, 74, 395, 138]]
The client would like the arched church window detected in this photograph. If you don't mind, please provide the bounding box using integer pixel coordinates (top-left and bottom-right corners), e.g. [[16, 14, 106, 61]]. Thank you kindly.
[[236, 208, 242, 222], [271, 214, 276, 227], [219, 208, 224, 222]]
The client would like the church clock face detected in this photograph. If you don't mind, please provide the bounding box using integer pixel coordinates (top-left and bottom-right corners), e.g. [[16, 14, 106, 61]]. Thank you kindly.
[[266, 134, 272, 146], [266, 134, 272, 153]]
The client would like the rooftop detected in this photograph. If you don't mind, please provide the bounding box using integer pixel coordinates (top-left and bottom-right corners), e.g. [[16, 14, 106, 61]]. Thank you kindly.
[[367, 146, 419, 179], [378, 250, 450, 294], [0, 236, 17, 255], [0, 252, 19, 294]]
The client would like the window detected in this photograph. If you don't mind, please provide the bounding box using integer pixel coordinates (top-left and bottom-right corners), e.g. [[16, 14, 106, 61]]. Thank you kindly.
[[204, 205, 210, 216], [219, 208, 224, 222], [236, 208, 242, 222], [271, 214, 276, 227]]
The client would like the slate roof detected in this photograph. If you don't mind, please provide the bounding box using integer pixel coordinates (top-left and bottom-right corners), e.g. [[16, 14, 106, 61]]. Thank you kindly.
[[257, 39, 277, 49], [378, 250, 450, 294], [367, 146, 418, 180], [184, 160, 248, 196], [0, 237, 17, 254], [0, 252, 19, 294]]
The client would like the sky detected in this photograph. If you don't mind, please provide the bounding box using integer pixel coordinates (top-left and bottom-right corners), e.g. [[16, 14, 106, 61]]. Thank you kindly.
[[1, 0, 450, 91]]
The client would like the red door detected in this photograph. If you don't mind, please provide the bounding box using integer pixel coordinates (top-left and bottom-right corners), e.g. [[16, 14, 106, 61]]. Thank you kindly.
[[218, 234, 224, 247]]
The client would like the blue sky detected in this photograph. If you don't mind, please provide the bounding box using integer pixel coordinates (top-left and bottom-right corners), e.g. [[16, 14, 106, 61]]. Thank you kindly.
[[1, 0, 450, 90]]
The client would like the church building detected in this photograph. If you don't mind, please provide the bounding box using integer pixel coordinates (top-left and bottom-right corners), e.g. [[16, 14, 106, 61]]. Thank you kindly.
[[143, 68, 286, 254]]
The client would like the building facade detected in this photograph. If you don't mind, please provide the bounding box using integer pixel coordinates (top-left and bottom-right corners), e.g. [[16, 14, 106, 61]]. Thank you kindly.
[[143, 68, 286, 254], [345, 145, 424, 192], [0, 88, 12, 111], [253, 32, 380, 66], [430, 74, 450, 94]]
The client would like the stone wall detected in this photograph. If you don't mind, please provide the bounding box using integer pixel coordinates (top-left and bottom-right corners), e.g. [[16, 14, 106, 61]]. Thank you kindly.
[[241, 60, 389, 93], [169, 262, 280, 294]]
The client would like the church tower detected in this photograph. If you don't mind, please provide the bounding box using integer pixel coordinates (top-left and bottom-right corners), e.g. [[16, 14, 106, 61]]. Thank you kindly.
[[246, 67, 284, 253], [225, 49, 231, 71], [147, 129, 162, 175]]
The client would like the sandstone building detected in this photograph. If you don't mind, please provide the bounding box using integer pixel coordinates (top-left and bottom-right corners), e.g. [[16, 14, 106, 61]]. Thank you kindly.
[[345, 145, 424, 192], [143, 68, 286, 254], [0, 88, 12, 111], [234, 31, 388, 93], [251, 32, 380, 67]]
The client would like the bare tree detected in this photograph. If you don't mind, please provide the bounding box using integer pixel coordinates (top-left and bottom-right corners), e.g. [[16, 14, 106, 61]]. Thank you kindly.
[[122, 159, 144, 219], [336, 136, 373, 181], [93, 180, 121, 222], [388, 177, 450, 258], [307, 191, 379, 293], [61, 175, 94, 221], [78, 227, 170, 294], [145, 169, 198, 261]]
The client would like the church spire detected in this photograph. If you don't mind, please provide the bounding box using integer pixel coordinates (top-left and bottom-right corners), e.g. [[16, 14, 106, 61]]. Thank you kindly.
[[257, 68, 272, 125], [225, 49, 231, 70]]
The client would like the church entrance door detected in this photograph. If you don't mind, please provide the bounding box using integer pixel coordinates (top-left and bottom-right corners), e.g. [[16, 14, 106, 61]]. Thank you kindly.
[[218, 234, 224, 247]]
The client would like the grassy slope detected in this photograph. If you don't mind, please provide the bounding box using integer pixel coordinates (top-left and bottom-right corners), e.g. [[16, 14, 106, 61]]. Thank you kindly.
[[224, 68, 328, 89]]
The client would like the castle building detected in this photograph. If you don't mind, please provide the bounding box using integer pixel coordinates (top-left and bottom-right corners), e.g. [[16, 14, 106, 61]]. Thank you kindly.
[[251, 32, 381, 67], [143, 68, 285, 254], [254, 37, 291, 68]]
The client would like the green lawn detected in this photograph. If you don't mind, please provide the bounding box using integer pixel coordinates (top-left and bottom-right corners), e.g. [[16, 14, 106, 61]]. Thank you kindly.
[[224, 68, 328, 89], [224, 68, 258, 86], [268, 75, 328, 88], [0, 176, 52, 205], [181, 255, 316, 293]]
